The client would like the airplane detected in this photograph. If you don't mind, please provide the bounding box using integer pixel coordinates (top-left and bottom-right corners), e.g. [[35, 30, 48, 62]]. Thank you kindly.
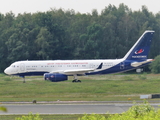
[[4, 30, 155, 83]]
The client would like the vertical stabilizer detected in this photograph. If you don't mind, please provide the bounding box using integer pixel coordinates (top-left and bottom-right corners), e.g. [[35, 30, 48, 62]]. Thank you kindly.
[[123, 30, 155, 60]]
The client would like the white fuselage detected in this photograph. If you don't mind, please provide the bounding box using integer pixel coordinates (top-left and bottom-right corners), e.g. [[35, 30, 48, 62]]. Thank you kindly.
[[4, 59, 123, 76]]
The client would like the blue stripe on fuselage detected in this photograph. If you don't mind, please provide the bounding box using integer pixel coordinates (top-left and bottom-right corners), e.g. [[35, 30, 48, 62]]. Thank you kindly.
[[13, 71, 49, 77], [86, 60, 151, 75]]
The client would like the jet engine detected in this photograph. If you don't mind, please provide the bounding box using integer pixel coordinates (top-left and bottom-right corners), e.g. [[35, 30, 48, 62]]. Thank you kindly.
[[44, 73, 68, 82]]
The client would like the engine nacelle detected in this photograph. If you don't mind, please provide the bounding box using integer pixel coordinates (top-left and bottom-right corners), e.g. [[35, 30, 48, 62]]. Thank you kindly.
[[44, 73, 68, 82]]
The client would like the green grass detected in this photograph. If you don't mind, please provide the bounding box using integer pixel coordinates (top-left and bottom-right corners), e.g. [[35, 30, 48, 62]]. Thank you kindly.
[[0, 73, 160, 102], [0, 114, 85, 120], [0, 114, 110, 120], [1, 73, 160, 120]]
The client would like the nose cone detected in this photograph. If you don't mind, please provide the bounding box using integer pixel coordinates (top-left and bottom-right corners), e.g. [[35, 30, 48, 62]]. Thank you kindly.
[[4, 67, 10, 75]]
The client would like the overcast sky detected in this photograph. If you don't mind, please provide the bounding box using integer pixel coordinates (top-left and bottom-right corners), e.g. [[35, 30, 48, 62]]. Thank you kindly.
[[0, 0, 159, 15]]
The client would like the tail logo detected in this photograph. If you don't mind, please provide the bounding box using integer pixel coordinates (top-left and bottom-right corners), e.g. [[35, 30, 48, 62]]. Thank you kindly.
[[135, 49, 144, 54]]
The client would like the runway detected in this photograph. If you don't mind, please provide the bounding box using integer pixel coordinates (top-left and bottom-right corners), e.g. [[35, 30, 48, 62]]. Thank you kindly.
[[0, 103, 160, 115]]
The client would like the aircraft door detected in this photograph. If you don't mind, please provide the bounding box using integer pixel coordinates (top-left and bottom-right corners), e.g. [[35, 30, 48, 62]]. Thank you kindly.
[[120, 62, 125, 69], [20, 63, 25, 72]]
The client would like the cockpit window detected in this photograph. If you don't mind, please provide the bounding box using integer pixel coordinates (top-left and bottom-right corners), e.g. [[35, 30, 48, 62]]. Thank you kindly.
[[11, 65, 16, 67]]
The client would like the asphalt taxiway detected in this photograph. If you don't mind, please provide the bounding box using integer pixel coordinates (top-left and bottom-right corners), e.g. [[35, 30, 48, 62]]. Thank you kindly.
[[0, 101, 160, 115]]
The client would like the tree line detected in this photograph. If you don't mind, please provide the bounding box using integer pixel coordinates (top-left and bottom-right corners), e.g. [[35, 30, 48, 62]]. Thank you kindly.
[[0, 3, 160, 72]]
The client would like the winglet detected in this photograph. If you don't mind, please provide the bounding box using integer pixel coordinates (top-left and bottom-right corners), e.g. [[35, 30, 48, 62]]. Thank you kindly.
[[97, 63, 103, 69]]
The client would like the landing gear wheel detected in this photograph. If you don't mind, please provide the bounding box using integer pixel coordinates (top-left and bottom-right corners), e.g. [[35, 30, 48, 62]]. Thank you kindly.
[[77, 80, 81, 82], [72, 80, 76, 82], [72, 79, 81, 83]]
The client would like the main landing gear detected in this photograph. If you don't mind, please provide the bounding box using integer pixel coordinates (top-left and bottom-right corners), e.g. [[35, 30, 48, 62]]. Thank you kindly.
[[72, 75, 81, 83], [72, 79, 81, 82]]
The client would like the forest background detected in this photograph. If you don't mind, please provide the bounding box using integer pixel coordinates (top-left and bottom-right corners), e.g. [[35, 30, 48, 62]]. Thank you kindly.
[[0, 3, 160, 72]]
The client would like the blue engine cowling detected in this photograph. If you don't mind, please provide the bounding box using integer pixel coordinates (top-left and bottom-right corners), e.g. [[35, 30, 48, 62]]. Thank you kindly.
[[44, 73, 68, 82]]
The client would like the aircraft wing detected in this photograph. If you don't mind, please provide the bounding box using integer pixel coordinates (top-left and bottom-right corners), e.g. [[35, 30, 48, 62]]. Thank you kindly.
[[131, 59, 153, 67], [50, 63, 103, 75], [63, 68, 95, 75]]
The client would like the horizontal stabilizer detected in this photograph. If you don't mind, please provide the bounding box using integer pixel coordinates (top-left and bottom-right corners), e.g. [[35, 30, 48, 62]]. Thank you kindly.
[[131, 59, 153, 67]]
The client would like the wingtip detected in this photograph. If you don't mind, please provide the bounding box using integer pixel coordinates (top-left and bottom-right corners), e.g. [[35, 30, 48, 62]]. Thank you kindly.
[[96, 63, 103, 69]]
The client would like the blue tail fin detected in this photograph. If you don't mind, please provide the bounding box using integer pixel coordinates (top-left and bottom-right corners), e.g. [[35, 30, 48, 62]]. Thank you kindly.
[[123, 30, 155, 60]]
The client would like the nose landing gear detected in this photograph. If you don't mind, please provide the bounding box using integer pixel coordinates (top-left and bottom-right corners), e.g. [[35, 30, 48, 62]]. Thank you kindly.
[[20, 76, 25, 83]]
